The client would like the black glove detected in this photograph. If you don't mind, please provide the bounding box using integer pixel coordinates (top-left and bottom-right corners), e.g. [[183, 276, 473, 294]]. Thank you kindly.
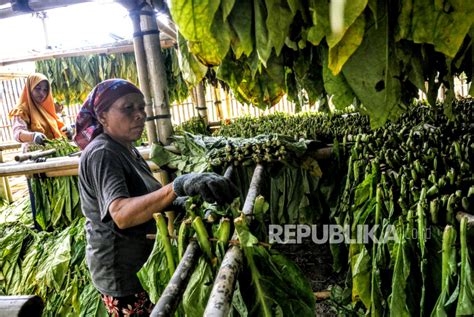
[[173, 172, 239, 205], [170, 196, 188, 214], [33, 132, 46, 145], [61, 126, 74, 139]]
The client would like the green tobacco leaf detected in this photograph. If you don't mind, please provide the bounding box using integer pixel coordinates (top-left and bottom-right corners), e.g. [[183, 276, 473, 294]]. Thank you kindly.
[[79, 284, 108, 317], [367, 0, 377, 22], [342, 12, 404, 128], [254, 0, 273, 66], [322, 47, 356, 110], [265, 0, 296, 56], [350, 243, 372, 309], [326, 0, 368, 48], [36, 233, 71, 292], [396, 0, 474, 58], [182, 257, 214, 316], [150, 142, 175, 167], [270, 252, 315, 309], [388, 217, 419, 317], [395, 41, 425, 92], [137, 225, 172, 303], [430, 225, 458, 317], [307, 0, 330, 45], [235, 219, 259, 247], [456, 217, 474, 315], [227, 53, 285, 108], [169, 0, 220, 41], [177, 32, 208, 85], [328, 14, 365, 75], [217, 52, 245, 88], [221, 0, 235, 20], [170, 0, 230, 65], [240, 245, 314, 316], [228, 0, 253, 58]]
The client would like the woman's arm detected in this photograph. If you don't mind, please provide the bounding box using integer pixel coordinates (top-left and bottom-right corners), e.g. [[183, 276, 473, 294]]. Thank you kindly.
[[12, 116, 35, 143], [108, 183, 177, 229]]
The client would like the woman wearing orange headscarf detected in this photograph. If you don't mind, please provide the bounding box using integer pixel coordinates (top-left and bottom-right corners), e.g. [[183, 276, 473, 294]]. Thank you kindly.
[[9, 73, 72, 231], [9, 73, 71, 145]]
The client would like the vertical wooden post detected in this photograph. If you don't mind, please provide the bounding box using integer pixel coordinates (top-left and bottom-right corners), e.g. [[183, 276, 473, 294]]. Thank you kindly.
[[129, 6, 158, 144], [224, 89, 232, 119], [195, 82, 208, 124], [0, 149, 12, 203], [212, 86, 223, 121], [140, 3, 174, 145]]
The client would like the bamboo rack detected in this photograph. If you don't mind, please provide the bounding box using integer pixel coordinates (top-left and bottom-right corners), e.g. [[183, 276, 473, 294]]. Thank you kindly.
[[204, 164, 264, 316], [0, 147, 154, 177]]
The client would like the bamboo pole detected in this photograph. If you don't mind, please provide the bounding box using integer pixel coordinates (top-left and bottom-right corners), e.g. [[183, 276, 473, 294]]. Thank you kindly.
[[195, 82, 208, 124], [0, 157, 79, 177], [139, 3, 174, 145], [0, 149, 159, 177], [155, 17, 177, 41], [224, 90, 232, 119], [45, 168, 78, 177], [150, 241, 201, 317], [130, 8, 158, 144], [0, 295, 44, 317], [310, 147, 333, 160], [0, 142, 21, 151], [204, 164, 264, 316], [15, 149, 56, 162], [212, 86, 223, 121]]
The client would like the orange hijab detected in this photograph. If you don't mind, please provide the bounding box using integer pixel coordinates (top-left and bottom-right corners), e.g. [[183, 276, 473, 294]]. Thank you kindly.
[[9, 73, 64, 139]]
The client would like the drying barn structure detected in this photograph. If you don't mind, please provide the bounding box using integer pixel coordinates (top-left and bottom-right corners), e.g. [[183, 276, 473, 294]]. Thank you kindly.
[[0, 1, 472, 316]]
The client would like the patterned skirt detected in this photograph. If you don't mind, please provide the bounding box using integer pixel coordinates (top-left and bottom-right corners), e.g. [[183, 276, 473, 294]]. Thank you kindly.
[[101, 291, 154, 317]]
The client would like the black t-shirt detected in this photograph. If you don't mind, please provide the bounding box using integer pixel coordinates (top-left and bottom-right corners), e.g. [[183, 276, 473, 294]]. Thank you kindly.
[[79, 133, 160, 297]]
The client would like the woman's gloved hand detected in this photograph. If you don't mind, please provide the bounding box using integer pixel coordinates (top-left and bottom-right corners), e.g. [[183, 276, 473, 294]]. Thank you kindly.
[[170, 196, 188, 213], [33, 132, 47, 145], [173, 172, 239, 205], [61, 126, 74, 139]]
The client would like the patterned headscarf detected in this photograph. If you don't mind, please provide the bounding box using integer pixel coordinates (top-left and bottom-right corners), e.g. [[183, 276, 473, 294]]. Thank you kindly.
[[74, 79, 143, 150], [9, 73, 64, 139]]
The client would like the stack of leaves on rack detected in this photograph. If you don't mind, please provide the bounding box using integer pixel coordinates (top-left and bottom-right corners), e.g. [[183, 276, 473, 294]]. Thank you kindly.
[[29, 138, 81, 231], [35, 50, 188, 105], [214, 111, 371, 143], [329, 99, 473, 316], [151, 132, 343, 225]]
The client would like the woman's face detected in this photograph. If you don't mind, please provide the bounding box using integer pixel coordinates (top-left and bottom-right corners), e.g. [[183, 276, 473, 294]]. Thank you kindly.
[[99, 93, 146, 147], [31, 80, 49, 104]]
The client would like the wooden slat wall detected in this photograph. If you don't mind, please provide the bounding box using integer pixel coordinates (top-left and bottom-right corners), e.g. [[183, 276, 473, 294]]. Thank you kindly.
[[0, 78, 26, 142]]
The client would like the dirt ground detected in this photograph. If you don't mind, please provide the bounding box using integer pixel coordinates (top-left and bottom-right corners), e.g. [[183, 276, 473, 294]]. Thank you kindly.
[[274, 237, 345, 316]]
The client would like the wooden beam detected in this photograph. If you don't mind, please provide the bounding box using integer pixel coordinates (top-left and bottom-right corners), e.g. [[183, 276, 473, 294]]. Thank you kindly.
[[0, 72, 31, 80], [0, 38, 175, 67], [0, 142, 21, 151], [0, 147, 158, 177], [0, 0, 93, 19]]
